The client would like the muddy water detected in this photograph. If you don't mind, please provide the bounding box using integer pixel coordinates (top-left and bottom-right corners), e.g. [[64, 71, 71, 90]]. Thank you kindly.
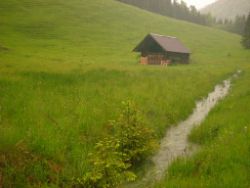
[[128, 71, 241, 187]]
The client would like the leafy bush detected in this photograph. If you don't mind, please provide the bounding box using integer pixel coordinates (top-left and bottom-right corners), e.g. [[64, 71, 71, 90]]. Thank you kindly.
[[74, 136, 135, 188], [73, 101, 158, 188], [115, 101, 158, 165]]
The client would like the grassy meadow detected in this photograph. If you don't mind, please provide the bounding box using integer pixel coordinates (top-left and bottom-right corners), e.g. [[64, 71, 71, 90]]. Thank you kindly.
[[0, 0, 250, 187], [155, 64, 250, 188]]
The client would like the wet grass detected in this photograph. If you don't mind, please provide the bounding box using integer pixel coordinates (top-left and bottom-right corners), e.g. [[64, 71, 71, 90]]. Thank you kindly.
[[0, 0, 250, 187], [155, 65, 250, 188]]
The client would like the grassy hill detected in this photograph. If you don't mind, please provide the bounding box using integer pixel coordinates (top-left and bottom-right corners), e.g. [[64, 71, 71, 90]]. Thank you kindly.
[[0, 0, 249, 187], [201, 0, 250, 20]]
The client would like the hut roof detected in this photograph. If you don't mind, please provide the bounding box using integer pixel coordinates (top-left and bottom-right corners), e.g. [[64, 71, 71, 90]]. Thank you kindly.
[[133, 33, 190, 54]]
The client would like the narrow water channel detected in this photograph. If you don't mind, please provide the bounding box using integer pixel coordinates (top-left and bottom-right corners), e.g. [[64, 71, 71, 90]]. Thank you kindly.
[[128, 71, 241, 188]]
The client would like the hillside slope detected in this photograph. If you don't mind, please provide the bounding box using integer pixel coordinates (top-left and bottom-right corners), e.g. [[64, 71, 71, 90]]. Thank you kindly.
[[0, 0, 244, 72], [201, 0, 250, 20], [0, 0, 249, 187]]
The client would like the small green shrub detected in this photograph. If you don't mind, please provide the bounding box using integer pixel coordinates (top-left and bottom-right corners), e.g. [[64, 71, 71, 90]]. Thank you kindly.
[[74, 101, 158, 188], [74, 136, 136, 188], [115, 101, 158, 165]]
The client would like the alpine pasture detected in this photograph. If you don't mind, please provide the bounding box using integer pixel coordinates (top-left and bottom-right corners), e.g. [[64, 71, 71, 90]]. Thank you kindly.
[[0, 0, 249, 187]]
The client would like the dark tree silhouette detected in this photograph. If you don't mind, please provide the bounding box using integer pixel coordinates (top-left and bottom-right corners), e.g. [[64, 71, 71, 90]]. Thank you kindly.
[[118, 0, 247, 35], [118, 0, 211, 25], [242, 13, 250, 49]]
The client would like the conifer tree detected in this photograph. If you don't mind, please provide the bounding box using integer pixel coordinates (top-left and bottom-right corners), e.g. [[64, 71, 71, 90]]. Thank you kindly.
[[242, 13, 250, 49]]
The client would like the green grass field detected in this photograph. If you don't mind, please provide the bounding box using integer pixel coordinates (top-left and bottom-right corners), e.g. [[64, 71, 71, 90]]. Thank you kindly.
[[155, 65, 250, 188], [0, 0, 249, 187]]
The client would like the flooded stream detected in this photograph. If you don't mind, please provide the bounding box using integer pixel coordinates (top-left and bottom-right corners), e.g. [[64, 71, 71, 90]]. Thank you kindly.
[[128, 71, 241, 187]]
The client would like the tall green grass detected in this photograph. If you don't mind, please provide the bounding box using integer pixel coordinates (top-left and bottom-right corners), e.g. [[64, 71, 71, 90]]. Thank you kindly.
[[155, 64, 250, 188], [0, 0, 249, 187]]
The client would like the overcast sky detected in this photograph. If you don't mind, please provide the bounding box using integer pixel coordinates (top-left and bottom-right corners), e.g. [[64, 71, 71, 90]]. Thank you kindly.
[[180, 0, 217, 9]]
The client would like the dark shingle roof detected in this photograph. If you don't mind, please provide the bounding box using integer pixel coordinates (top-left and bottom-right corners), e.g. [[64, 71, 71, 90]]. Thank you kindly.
[[134, 33, 190, 54]]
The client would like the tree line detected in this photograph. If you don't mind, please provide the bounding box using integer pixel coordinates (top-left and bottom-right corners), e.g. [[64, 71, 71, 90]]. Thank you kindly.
[[242, 13, 250, 49], [217, 15, 247, 35], [118, 0, 247, 36], [118, 0, 211, 25]]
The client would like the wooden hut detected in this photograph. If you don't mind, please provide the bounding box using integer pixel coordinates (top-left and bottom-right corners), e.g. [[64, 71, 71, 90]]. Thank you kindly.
[[133, 33, 191, 65]]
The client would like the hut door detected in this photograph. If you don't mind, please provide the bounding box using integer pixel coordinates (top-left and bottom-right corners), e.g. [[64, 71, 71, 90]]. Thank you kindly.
[[148, 54, 163, 65]]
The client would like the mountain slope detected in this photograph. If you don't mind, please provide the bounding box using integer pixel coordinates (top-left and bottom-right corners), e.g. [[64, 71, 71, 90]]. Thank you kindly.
[[201, 0, 250, 20], [0, 0, 249, 187], [0, 0, 244, 72]]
